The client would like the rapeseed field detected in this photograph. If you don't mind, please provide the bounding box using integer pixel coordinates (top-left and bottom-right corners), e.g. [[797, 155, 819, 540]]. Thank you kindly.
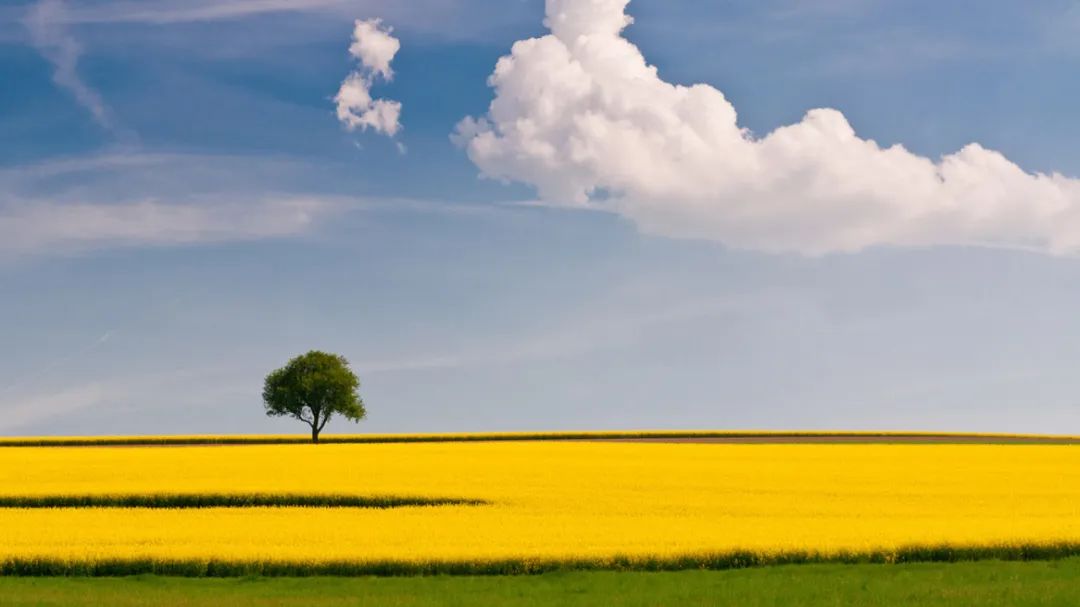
[[1, 441, 1079, 574]]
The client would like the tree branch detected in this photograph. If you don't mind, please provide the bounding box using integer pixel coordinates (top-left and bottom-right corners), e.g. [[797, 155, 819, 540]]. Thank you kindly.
[[317, 412, 332, 433], [297, 404, 315, 425]]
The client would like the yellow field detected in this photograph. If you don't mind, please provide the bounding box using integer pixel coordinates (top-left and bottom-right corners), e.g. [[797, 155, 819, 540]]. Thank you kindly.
[[2, 441, 1080, 573]]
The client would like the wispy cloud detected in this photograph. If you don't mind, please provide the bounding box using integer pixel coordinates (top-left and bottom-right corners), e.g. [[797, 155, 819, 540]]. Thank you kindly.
[[0, 365, 256, 433], [0, 151, 174, 181], [22, 0, 113, 129], [19, 0, 349, 26], [4, 0, 524, 44], [0, 150, 519, 258], [0, 151, 350, 257], [0, 382, 111, 433], [14, 0, 469, 27], [0, 196, 336, 257]]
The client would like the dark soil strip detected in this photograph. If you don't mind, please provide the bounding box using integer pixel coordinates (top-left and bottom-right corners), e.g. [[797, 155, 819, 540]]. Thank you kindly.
[[0, 494, 486, 509], [4, 543, 1080, 577]]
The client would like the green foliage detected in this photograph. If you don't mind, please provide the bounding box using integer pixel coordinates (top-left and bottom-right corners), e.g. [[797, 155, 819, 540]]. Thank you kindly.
[[5, 560, 1080, 606], [262, 351, 365, 442]]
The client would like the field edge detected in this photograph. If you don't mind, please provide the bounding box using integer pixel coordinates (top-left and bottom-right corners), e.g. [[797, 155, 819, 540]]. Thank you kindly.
[[3, 430, 1079, 447], [6, 543, 1080, 577]]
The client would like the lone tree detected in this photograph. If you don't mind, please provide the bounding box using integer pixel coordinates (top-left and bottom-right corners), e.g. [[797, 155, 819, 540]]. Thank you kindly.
[[262, 351, 366, 443]]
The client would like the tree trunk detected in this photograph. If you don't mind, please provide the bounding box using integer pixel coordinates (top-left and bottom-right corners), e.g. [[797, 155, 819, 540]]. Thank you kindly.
[[311, 425, 320, 444]]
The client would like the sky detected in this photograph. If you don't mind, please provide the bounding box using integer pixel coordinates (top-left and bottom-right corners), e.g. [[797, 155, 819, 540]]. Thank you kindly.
[[2, 0, 1080, 436]]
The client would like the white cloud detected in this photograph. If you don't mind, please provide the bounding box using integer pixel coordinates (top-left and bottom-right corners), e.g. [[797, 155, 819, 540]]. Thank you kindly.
[[23, 0, 113, 129], [455, 0, 1080, 255], [348, 17, 400, 79], [335, 74, 401, 136], [334, 18, 402, 138]]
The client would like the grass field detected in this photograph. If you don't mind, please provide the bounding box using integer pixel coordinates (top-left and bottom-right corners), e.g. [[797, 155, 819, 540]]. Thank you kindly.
[[2, 437, 1080, 574], [3, 560, 1080, 606]]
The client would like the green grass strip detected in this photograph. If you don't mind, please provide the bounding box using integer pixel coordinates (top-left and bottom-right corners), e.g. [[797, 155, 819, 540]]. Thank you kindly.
[[0, 494, 485, 509], [4, 543, 1080, 577], [4, 561, 1080, 607], [2, 431, 1079, 447]]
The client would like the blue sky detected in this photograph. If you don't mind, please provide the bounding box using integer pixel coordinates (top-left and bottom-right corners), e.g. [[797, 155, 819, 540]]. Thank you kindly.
[[2, 0, 1080, 436]]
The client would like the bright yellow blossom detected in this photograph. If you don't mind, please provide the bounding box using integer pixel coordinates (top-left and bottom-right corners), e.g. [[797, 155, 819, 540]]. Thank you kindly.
[[1, 441, 1079, 572]]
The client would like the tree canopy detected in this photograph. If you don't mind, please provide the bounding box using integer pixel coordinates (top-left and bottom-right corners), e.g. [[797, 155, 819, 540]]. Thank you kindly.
[[262, 351, 366, 443]]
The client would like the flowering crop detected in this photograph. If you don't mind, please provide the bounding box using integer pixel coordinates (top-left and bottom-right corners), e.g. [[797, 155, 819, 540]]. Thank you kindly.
[[1, 441, 1079, 575]]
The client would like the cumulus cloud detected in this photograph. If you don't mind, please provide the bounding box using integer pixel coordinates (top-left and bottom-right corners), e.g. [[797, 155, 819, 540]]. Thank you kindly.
[[347, 17, 399, 79], [335, 18, 402, 138], [455, 0, 1080, 255], [23, 0, 113, 128]]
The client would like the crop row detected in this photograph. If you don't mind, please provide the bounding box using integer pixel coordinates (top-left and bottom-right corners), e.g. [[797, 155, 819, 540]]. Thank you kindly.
[[0, 493, 484, 509], [5, 543, 1080, 577]]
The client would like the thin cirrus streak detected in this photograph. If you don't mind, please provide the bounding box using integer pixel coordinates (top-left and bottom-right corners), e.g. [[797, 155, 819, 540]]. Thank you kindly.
[[0, 197, 334, 256], [23, 0, 113, 129]]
